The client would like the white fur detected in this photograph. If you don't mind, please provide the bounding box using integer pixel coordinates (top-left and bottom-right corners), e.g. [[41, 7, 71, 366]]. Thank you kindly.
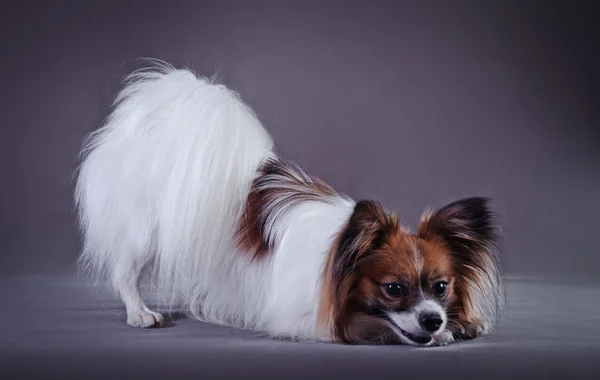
[[257, 199, 354, 338], [388, 300, 448, 346], [75, 61, 355, 339]]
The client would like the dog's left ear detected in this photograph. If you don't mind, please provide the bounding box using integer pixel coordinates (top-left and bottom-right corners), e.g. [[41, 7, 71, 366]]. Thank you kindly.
[[418, 197, 504, 337], [418, 197, 498, 257]]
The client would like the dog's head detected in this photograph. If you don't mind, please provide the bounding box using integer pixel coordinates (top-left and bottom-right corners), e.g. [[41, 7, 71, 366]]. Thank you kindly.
[[318, 197, 504, 346]]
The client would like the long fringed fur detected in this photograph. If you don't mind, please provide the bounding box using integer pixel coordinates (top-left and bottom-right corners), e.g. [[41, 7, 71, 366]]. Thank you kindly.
[[418, 197, 506, 336], [75, 62, 505, 344], [74, 62, 275, 318]]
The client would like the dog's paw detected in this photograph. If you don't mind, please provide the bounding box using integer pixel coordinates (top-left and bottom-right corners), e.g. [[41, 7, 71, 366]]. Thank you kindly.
[[127, 310, 164, 328], [454, 320, 488, 340], [432, 330, 454, 346], [467, 323, 486, 337]]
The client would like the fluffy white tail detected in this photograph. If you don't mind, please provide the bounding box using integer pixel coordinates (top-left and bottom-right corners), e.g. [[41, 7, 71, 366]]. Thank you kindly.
[[74, 62, 274, 313]]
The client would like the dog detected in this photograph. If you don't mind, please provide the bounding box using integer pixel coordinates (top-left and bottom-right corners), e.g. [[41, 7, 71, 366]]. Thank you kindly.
[[74, 61, 504, 346]]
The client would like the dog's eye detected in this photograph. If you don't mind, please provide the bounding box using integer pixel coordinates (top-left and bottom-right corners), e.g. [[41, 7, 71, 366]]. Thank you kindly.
[[433, 281, 448, 296], [384, 283, 405, 298]]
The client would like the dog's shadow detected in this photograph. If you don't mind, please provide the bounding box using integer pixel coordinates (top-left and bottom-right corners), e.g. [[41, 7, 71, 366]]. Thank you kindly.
[[154, 310, 187, 328]]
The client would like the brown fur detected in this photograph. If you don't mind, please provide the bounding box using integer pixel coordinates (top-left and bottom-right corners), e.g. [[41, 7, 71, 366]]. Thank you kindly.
[[235, 157, 340, 260], [232, 156, 502, 344], [417, 198, 503, 338], [318, 197, 502, 344]]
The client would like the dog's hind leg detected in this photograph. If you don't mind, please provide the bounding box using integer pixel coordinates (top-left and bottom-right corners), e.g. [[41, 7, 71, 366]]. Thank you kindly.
[[112, 237, 164, 328]]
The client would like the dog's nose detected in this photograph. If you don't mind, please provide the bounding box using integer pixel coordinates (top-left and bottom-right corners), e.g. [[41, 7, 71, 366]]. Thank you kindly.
[[419, 313, 443, 332]]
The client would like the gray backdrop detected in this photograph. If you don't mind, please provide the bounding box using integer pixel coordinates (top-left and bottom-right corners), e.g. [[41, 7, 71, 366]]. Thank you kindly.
[[2, 0, 599, 278], [2, 1, 600, 379]]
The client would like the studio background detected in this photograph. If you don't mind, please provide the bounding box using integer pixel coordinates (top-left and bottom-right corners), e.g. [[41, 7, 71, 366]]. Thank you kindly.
[[2, 0, 599, 279], [1, 1, 599, 378]]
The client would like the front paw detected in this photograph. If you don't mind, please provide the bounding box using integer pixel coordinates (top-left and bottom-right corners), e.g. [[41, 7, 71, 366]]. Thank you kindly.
[[455, 321, 487, 340], [432, 330, 454, 346]]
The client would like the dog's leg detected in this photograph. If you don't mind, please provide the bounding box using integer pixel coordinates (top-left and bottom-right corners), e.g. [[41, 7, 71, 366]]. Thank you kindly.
[[113, 255, 164, 328]]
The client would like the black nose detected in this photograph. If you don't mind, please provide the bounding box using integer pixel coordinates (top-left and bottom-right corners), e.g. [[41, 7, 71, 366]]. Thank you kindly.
[[419, 313, 443, 332]]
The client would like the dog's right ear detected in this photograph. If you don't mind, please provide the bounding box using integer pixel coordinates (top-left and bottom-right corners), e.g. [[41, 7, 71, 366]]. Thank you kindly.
[[332, 200, 399, 282], [322, 200, 404, 343]]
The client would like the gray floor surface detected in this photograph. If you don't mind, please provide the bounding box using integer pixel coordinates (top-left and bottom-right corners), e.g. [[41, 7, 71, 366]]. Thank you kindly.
[[1, 274, 598, 379]]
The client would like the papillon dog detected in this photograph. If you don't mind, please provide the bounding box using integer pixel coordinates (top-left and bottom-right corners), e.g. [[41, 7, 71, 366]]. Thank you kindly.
[[75, 61, 504, 346]]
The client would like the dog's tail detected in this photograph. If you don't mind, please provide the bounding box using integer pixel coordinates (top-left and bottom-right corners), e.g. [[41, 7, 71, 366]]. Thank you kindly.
[[74, 61, 274, 311]]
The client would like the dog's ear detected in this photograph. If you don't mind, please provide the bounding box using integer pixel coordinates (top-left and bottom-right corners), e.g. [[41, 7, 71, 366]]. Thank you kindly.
[[325, 200, 404, 343], [418, 197, 504, 336], [418, 197, 498, 257], [332, 200, 400, 282]]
